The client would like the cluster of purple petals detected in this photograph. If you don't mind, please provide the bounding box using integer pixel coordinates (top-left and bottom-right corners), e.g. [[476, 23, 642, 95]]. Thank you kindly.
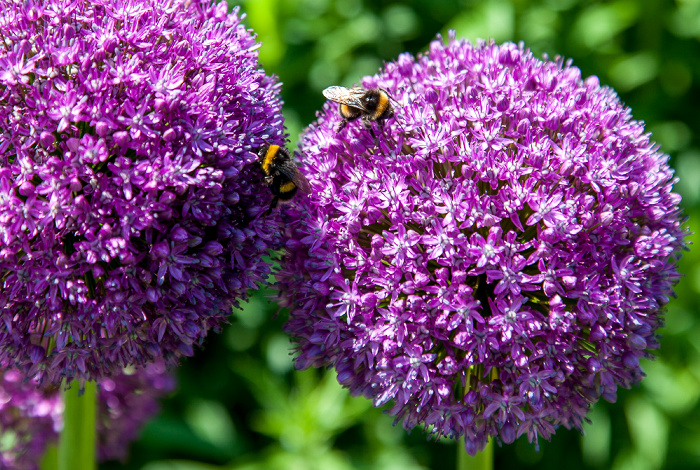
[[278, 36, 687, 453], [0, 0, 286, 385], [0, 363, 175, 468], [0, 369, 62, 470], [97, 360, 176, 462]]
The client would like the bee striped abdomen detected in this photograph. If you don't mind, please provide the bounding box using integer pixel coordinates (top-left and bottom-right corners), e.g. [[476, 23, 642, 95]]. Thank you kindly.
[[279, 181, 297, 194], [339, 104, 361, 120]]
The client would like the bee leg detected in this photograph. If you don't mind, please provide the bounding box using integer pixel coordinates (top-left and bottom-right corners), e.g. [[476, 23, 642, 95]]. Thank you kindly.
[[336, 119, 348, 133], [362, 116, 379, 145], [263, 197, 279, 217]]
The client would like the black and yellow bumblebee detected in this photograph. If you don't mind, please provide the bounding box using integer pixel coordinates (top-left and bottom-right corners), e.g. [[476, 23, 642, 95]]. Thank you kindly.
[[257, 144, 312, 213], [322, 86, 395, 134]]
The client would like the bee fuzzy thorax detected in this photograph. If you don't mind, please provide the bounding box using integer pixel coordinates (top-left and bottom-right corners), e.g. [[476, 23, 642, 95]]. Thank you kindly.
[[376, 91, 390, 118], [260, 144, 280, 176], [365, 88, 392, 120]]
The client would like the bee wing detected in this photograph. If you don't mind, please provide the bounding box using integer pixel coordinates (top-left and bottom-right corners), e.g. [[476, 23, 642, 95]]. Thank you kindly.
[[292, 170, 312, 194], [322, 86, 367, 111]]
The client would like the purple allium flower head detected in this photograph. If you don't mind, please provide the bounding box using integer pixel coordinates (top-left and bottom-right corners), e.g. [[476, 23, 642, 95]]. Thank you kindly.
[[278, 35, 688, 453], [0, 362, 175, 468], [0, 0, 286, 385]]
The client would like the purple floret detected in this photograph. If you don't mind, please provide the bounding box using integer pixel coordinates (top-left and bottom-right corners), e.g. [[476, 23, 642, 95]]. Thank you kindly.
[[278, 35, 688, 453], [0, 0, 286, 385]]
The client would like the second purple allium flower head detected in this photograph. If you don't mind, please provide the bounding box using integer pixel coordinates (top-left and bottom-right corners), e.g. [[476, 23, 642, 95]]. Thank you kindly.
[[0, 0, 286, 385], [278, 35, 688, 453]]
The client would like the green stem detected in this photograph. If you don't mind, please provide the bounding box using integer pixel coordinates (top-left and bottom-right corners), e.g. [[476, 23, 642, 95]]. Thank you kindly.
[[58, 380, 97, 470], [39, 444, 58, 470], [457, 438, 493, 470]]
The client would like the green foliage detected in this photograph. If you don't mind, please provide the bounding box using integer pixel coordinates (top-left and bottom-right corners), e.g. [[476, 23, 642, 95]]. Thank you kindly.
[[101, 0, 700, 468]]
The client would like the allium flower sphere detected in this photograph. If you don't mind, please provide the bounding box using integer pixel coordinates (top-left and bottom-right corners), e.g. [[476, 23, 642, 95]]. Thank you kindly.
[[278, 36, 688, 453], [0, 363, 175, 469], [0, 0, 286, 385]]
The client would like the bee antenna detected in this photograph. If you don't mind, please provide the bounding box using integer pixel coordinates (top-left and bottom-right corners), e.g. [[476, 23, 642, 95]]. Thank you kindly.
[[393, 115, 408, 135], [388, 93, 402, 108]]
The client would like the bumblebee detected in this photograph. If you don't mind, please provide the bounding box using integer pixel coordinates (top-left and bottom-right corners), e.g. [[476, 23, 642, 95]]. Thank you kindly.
[[322, 86, 395, 134], [258, 144, 311, 213]]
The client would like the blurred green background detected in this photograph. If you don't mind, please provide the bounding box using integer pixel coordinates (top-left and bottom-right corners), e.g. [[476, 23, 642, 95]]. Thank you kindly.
[[102, 0, 700, 469]]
